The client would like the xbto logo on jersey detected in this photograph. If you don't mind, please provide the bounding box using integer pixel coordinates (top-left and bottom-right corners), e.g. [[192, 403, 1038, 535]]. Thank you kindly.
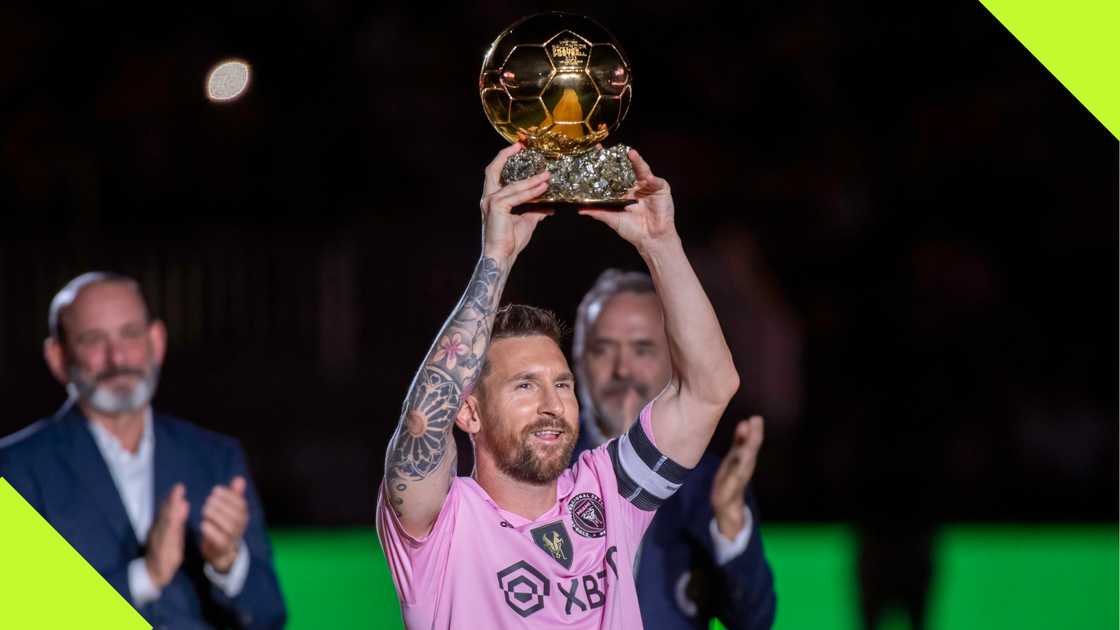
[[568, 492, 606, 538], [496, 546, 620, 618], [496, 561, 550, 618]]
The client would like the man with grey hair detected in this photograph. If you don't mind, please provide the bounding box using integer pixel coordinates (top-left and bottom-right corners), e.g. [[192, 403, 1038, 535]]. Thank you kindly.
[[571, 268, 776, 629], [0, 272, 286, 628]]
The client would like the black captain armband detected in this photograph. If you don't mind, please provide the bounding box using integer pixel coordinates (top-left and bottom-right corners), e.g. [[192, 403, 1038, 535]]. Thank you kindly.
[[608, 417, 692, 511]]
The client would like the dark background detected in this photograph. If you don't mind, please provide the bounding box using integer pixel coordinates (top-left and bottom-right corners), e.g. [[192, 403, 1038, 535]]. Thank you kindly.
[[1, 1, 1115, 527]]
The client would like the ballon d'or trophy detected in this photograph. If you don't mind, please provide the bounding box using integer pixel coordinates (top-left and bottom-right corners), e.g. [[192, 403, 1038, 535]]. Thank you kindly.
[[480, 12, 635, 207]]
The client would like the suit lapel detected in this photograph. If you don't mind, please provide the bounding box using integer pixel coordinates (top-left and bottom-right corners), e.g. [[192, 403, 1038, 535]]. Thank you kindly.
[[56, 405, 139, 548]]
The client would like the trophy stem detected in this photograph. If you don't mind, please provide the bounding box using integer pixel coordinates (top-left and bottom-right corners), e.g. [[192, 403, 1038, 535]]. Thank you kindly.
[[501, 144, 636, 210]]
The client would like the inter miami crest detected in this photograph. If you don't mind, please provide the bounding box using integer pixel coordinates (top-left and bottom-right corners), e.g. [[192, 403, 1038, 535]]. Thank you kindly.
[[568, 492, 606, 538], [530, 521, 574, 569]]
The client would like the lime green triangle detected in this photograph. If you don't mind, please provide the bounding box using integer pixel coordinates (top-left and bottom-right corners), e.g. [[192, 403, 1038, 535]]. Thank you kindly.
[[979, 0, 1120, 140], [0, 478, 150, 629]]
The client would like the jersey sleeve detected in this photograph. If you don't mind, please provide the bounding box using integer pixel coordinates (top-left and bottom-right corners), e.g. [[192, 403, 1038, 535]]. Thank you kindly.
[[375, 478, 459, 607], [588, 401, 694, 545]]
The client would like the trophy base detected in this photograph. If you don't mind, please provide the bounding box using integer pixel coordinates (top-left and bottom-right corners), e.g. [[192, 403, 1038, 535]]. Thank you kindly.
[[501, 144, 636, 210], [515, 197, 633, 213]]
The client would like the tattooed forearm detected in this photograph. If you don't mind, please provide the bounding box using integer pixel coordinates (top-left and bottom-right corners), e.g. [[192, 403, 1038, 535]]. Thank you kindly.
[[385, 256, 506, 512], [389, 365, 461, 480]]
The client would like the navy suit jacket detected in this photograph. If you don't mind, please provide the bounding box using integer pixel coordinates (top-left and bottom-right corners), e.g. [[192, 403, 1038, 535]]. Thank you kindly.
[[574, 426, 776, 630], [0, 403, 286, 629]]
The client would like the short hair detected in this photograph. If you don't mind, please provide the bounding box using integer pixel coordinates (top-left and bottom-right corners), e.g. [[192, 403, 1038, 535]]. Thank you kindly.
[[571, 269, 656, 365], [491, 304, 565, 345], [478, 304, 566, 384], [49, 271, 146, 341]]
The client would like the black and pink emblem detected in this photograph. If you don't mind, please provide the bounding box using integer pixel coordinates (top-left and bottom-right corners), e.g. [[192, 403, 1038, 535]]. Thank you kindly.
[[568, 492, 606, 538]]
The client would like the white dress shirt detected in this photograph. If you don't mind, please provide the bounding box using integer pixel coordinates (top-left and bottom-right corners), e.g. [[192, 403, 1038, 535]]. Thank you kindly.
[[709, 506, 754, 565], [86, 410, 250, 605]]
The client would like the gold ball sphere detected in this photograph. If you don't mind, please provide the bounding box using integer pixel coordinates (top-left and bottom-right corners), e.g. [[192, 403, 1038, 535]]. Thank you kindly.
[[480, 13, 632, 156]]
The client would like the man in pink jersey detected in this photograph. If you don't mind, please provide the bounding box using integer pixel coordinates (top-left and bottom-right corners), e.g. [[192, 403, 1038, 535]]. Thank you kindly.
[[377, 143, 740, 629]]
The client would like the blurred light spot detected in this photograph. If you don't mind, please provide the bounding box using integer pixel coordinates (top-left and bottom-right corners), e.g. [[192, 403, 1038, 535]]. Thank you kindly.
[[206, 59, 251, 102]]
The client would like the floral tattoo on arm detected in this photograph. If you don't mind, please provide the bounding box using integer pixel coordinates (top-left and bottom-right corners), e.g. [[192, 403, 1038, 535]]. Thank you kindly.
[[385, 257, 505, 513]]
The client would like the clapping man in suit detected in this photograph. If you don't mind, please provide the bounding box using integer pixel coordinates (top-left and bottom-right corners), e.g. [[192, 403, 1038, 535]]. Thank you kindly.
[[0, 272, 286, 629]]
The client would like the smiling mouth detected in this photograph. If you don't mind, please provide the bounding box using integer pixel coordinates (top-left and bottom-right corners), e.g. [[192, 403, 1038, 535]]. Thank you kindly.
[[530, 429, 565, 442]]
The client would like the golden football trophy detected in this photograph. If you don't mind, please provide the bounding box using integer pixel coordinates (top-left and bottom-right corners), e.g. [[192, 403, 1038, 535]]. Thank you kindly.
[[480, 12, 635, 207]]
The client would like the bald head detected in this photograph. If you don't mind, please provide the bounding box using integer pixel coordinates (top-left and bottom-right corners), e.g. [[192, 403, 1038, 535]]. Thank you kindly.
[[49, 272, 148, 342]]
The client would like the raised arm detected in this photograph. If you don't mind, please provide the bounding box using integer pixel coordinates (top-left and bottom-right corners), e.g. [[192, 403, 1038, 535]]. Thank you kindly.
[[384, 144, 551, 538], [580, 150, 739, 467]]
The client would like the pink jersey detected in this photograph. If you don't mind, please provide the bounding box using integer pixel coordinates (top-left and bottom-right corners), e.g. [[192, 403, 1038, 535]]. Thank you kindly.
[[377, 403, 689, 629]]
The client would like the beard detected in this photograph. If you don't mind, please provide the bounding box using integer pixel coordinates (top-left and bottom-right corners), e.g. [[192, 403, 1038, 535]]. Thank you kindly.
[[592, 377, 653, 437], [68, 362, 160, 415], [486, 417, 578, 484]]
